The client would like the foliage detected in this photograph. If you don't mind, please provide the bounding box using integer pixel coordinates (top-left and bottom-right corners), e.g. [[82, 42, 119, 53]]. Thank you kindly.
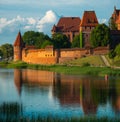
[[80, 32, 82, 48], [72, 35, 80, 48], [0, 49, 3, 59], [2, 61, 120, 76], [115, 44, 120, 57], [108, 50, 116, 59], [90, 24, 111, 48], [41, 40, 53, 49], [22, 31, 51, 48], [108, 17, 117, 30], [0, 43, 13, 60], [52, 33, 71, 49]]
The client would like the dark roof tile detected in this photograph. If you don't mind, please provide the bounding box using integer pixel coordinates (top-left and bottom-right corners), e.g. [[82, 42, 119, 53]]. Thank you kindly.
[[80, 11, 98, 26]]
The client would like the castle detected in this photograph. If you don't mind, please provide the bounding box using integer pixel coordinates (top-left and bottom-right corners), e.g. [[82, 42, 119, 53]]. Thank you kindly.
[[51, 11, 98, 47], [111, 6, 120, 30], [13, 7, 120, 65]]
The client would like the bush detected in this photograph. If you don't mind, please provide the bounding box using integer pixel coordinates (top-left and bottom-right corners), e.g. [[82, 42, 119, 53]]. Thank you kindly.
[[82, 62, 90, 67], [109, 50, 116, 59]]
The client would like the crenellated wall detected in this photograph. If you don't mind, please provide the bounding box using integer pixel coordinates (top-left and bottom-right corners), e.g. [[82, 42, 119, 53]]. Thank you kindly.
[[20, 46, 109, 65], [22, 47, 58, 64]]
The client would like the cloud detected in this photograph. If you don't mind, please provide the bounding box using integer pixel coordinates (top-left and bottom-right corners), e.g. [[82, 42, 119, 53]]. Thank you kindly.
[[98, 19, 108, 24], [0, 10, 59, 44], [0, 10, 59, 33], [36, 10, 58, 32]]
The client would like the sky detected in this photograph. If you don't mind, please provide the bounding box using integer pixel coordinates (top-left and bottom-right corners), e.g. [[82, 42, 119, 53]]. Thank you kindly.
[[0, 0, 120, 45]]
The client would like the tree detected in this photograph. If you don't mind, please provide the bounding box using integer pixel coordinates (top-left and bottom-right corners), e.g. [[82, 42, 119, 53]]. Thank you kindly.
[[52, 33, 71, 49], [115, 44, 120, 57], [0, 49, 3, 59], [41, 40, 53, 49], [22, 31, 51, 48], [108, 17, 117, 30], [90, 24, 111, 48], [0, 43, 13, 60], [72, 33, 83, 48], [72, 35, 80, 48]]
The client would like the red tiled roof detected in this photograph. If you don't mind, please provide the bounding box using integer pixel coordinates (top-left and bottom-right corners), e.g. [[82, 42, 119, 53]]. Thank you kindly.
[[80, 11, 98, 26], [52, 17, 81, 32], [14, 32, 24, 46]]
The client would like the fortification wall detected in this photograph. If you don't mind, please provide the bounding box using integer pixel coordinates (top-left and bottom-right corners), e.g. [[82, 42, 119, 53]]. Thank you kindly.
[[20, 46, 109, 64], [92, 46, 109, 55], [22, 48, 58, 64], [59, 48, 90, 63]]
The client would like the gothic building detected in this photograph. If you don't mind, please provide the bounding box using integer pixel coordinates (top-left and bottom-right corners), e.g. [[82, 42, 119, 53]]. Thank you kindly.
[[112, 6, 120, 30], [80, 11, 98, 48], [51, 11, 98, 48], [51, 17, 81, 42]]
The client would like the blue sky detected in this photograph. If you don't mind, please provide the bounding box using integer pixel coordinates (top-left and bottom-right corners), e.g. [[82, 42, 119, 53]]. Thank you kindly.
[[0, 0, 120, 45]]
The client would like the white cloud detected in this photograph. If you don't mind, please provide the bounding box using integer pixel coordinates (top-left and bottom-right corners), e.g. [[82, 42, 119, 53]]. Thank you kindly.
[[27, 18, 36, 25], [98, 18, 108, 24], [36, 10, 59, 32], [0, 10, 59, 33], [0, 10, 60, 44]]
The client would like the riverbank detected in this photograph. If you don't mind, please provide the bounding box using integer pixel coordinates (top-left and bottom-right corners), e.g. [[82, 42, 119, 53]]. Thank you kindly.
[[1, 61, 120, 76]]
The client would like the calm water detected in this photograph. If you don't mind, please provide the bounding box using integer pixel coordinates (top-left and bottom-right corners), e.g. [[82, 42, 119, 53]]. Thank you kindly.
[[0, 68, 120, 119]]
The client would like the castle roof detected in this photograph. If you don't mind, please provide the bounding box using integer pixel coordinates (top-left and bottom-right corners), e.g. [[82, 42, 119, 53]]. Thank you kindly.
[[116, 14, 120, 24], [14, 31, 24, 46], [51, 17, 81, 32], [80, 11, 98, 26], [114, 6, 120, 15]]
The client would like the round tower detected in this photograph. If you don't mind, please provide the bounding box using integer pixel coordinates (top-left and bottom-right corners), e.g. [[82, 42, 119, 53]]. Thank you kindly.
[[13, 31, 24, 61]]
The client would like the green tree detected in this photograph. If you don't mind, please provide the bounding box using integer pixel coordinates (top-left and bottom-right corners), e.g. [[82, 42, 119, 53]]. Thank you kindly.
[[115, 44, 120, 57], [90, 24, 111, 48], [22, 31, 51, 48], [80, 32, 83, 48], [0, 49, 3, 59], [41, 40, 53, 49], [108, 49, 116, 59], [52, 33, 71, 49], [0, 43, 13, 60], [72, 35, 80, 48], [108, 17, 117, 30]]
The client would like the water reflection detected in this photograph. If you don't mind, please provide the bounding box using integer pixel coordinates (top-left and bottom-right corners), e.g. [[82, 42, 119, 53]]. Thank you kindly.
[[2, 69, 120, 118]]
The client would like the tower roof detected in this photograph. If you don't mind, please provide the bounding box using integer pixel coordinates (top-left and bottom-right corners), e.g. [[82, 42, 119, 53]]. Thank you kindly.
[[51, 17, 81, 32], [14, 31, 24, 46], [80, 11, 98, 26]]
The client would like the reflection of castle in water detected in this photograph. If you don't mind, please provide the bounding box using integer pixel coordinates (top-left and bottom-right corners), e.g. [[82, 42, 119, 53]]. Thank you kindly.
[[14, 69, 120, 115]]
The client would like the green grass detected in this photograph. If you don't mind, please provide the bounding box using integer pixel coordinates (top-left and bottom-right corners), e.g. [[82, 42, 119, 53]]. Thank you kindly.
[[1, 55, 120, 76], [106, 55, 120, 67], [65, 55, 105, 67]]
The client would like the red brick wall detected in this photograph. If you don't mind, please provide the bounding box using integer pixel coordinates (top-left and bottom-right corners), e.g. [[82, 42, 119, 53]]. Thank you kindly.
[[18, 46, 109, 64]]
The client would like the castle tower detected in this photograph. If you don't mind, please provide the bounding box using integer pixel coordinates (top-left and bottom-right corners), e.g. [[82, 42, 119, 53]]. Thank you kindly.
[[80, 11, 98, 48], [112, 6, 120, 30], [13, 31, 24, 61]]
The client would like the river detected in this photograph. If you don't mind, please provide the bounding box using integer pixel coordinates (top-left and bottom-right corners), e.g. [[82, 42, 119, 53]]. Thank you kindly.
[[0, 68, 120, 119]]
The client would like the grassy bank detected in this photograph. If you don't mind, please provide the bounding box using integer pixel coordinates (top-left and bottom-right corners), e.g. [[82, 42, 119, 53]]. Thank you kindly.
[[1, 61, 120, 76]]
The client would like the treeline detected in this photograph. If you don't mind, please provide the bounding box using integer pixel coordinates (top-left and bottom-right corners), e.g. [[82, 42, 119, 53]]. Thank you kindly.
[[22, 31, 71, 49], [0, 43, 13, 61]]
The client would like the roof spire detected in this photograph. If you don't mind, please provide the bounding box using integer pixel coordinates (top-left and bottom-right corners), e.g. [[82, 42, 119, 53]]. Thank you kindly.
[[114, 6, 116, 11], [14, 31, 24, 47]]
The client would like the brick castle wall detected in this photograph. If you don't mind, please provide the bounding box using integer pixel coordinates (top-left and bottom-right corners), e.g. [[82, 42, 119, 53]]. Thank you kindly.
[[20, 46, 109, 64]]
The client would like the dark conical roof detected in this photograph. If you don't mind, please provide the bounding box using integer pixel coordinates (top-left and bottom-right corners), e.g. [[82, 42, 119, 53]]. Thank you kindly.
[[14, 31, 24, 46]]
